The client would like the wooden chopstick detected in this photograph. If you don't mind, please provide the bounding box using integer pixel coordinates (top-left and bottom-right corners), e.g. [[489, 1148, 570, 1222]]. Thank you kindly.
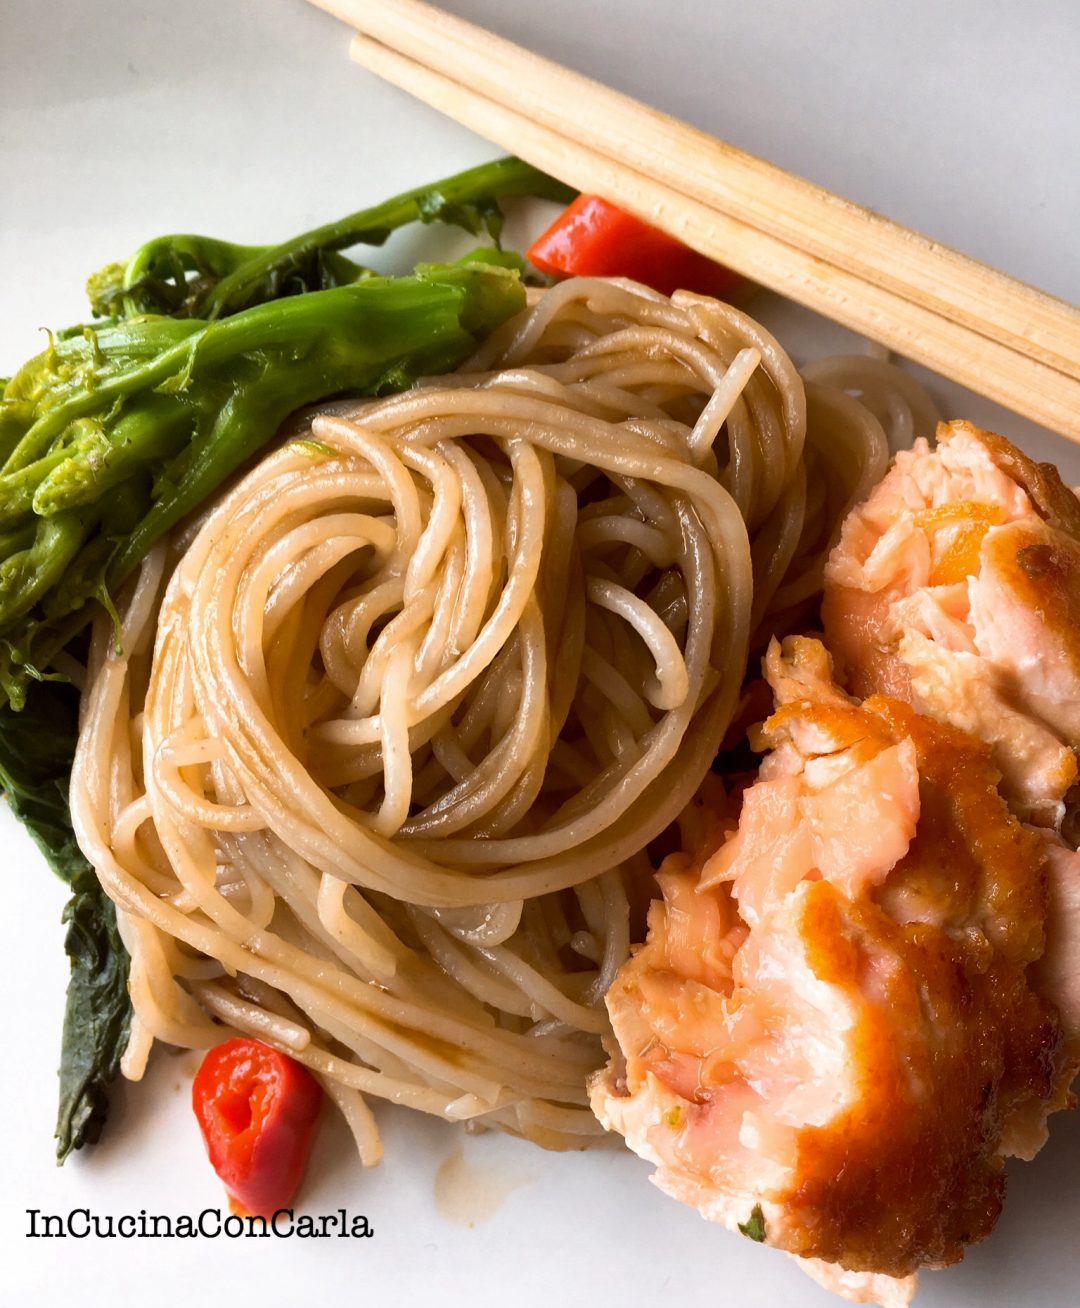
[[306, 0, 1080, 442], [316, 0, 1080, 387]]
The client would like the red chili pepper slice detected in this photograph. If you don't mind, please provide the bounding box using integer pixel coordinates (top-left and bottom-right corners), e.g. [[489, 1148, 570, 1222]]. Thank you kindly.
[[192, 1037, 323, 1217], [527, 194, 744, 300]]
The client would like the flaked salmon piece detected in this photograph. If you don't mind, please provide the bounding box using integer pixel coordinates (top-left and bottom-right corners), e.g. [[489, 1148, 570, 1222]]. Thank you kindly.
[[799, 1258, 917, 1308], [822, 420, 1080, 1066], [899, 633, 1077, 820], [592, 638, 1066, 1307], [823, 420, 1080, 828]]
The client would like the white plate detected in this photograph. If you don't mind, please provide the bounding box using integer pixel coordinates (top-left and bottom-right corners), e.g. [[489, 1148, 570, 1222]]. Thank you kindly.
[[2, 3, 1078, 1306]]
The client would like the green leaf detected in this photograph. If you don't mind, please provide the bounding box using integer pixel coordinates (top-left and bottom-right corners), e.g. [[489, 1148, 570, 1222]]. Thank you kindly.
[[55, 864, 131, 1161], [738, 1204, 767, 1243], [0, 679, 84, 882], [0, 679, 132, 1161]]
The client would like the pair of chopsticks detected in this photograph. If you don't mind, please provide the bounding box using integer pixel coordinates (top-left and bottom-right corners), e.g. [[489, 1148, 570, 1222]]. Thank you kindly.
[[307, 0, 1080, 444]]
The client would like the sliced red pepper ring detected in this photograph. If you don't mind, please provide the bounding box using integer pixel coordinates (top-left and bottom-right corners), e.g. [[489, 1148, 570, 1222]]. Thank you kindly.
[[527, 194, 744, 301], [192, 1037, 323, 1218]]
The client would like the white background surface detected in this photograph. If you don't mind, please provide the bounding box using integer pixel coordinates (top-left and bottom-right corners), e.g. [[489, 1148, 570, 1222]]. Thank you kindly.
[[2, 3, 1079, 1306]]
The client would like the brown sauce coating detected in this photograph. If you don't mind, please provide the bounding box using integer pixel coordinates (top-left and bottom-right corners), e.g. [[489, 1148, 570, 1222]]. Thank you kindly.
[[973, 424, 1080, 542], [913, 500, 1002, 586], [780, 698, 1061, 1275]]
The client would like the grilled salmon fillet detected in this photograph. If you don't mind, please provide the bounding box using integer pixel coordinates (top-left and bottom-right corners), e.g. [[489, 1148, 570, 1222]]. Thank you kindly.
[[592, 637, 1068, 1306]]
